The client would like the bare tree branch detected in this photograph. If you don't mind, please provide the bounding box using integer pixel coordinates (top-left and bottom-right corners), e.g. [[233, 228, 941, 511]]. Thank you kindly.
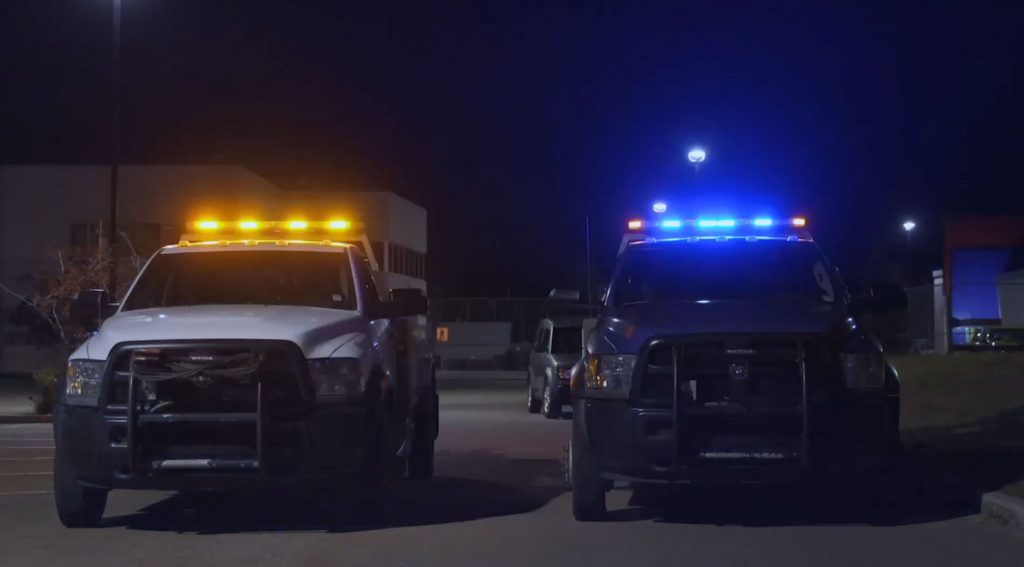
[[3, 225, 146, 348], [51, 303, 67, 344], [0, 281, 47, 318], [118, 230, 143, 270]]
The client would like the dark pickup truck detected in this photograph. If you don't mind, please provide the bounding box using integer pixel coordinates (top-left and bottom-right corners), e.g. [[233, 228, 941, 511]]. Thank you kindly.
[[570, 217, 904, 520]]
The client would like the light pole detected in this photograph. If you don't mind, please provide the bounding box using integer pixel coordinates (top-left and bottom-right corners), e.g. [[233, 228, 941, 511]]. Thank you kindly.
[[903, 219, 916, 282], [108, 0, 122, 294], [687, 146, 706, 179]]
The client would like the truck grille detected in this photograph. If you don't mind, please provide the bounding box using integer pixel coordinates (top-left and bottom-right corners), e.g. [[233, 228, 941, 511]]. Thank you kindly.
[[639, 335, 830, 408], [101, 341, 312, 474], [104, 342, 309, 415]]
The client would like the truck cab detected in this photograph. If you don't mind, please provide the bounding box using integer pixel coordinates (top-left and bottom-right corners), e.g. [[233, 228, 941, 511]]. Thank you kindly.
[[570, 214, 904, 520], [54, 220, 438, 527]]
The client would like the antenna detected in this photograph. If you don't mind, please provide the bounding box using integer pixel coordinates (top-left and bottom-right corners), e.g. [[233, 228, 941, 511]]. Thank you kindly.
[[585, 215, 594, 317]]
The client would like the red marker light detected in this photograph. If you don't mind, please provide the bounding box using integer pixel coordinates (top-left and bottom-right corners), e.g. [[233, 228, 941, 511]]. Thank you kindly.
[[791, 217, 807, 228], [628, 219, 644, 231]]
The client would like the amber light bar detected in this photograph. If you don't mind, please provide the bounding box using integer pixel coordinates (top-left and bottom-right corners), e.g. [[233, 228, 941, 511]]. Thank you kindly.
[[189, 219, 361, 234]]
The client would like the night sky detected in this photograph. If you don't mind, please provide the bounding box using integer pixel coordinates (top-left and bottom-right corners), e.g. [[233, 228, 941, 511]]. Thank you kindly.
[[3, 1, 1023, 296]]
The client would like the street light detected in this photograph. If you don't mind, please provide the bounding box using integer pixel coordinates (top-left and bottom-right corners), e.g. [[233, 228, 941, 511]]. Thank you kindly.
[[903, 220, 916, 232], [687, 147, 706, 164]]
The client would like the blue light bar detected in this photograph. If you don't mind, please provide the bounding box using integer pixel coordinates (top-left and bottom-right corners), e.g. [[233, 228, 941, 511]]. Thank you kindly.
[[625, 214, 810, 236], [697, 219, 736, 228]]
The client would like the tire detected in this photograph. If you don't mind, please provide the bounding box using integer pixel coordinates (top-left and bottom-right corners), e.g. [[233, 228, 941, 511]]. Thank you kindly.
[[527, 373, 541, 414], [408, 401, 436, 480], [571, 428, 607, 521], [54, 452, 107, 528], [542, 379, 561, 419], [361, 392, 393, 483]]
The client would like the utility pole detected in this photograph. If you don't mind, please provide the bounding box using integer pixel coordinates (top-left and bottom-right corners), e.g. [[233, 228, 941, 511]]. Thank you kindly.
[[687, 146, 706, 188], [108, 0, 122, 295], [903, 220, 916, 283]]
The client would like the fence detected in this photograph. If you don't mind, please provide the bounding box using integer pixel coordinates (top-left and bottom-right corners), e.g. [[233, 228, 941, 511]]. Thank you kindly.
[[430, 297, 551, 344]]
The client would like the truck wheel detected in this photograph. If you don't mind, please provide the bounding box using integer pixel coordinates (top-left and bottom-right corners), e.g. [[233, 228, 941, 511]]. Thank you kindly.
[[571, 430, 607, 521], [361, 395, 393, 483], [527, 374, 541, 414], [54, 452, 107, 528], [408, 403, 436, 480], [542, 379, 561, 419]]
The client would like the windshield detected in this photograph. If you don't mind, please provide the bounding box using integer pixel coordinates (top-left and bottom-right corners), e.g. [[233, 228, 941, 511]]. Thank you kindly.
[[122, 250, 357, 311], [611, 241, 838, 306], [551, 326, 582, 354]]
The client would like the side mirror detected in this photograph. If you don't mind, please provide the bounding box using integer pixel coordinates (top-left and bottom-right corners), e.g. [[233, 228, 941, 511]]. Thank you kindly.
[[857, 282, 908, 312], [70, 288, 117, 332], [388, 288, 429, 318]]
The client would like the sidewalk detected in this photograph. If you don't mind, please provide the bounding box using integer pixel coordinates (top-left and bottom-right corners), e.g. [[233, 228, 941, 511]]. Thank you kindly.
[[0, 375, 48, 423]]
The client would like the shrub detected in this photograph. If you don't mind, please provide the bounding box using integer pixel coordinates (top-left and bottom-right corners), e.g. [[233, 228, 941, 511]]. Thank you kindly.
[[30, 369, 58, 415]]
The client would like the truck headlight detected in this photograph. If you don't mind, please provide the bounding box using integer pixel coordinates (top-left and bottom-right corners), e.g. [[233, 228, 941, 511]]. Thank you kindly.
[[308, 358, 364, 402], [841, 332, 885, 389], [585, 354, 636, 397], [65, 360, 104, 406]]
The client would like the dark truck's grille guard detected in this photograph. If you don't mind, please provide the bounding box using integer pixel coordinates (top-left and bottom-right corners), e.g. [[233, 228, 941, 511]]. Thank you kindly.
[[633, 334, 831, 477], [100, 340, 314, 476]]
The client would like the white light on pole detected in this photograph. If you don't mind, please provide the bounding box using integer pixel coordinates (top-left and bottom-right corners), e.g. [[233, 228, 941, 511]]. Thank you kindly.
[[687, 147, 706, 164], [903, 220, 916, 232]]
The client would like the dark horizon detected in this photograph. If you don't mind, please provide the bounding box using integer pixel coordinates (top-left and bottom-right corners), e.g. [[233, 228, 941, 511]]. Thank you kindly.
[[3, 0, 1023, 295]]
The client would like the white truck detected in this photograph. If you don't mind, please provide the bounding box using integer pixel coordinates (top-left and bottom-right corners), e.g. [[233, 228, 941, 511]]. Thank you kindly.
[[54, 220, 437, 527]]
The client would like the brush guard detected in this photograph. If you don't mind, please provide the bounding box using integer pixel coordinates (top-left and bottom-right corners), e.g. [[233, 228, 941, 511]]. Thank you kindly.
[[110, 342, 313, 477], [652, 335, 815, 480]]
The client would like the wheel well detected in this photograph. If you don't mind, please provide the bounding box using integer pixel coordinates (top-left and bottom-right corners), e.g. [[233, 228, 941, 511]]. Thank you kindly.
[[365, 365, 392, 410]]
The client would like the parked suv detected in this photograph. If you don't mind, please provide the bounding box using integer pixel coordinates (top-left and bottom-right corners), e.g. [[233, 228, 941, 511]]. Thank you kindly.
[[527, 319, 586, 418]]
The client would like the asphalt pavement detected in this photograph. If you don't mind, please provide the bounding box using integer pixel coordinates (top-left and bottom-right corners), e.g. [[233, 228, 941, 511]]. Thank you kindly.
[[0, 378, 1022, 566]]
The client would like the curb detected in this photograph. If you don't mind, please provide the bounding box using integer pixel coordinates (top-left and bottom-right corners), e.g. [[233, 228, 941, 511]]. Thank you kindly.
[[981, 491, 1024, 530], [0, 414, 53, 424]]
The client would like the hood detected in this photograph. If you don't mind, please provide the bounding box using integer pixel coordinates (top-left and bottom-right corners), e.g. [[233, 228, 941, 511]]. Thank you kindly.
[[590, 300, 845, 354], [73, 305, 368, 361]]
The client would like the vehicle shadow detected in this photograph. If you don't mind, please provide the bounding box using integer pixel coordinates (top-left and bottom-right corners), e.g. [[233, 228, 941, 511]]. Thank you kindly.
[[610, 473, 979, 527], [607, 405, 1024, 527], [105, 449, 567, 534]]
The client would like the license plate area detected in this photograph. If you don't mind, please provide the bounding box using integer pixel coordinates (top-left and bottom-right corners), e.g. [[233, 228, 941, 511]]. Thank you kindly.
[[695, 435, 802, 462], [141, 420, 259, 472], [680, 411, 803, 464]]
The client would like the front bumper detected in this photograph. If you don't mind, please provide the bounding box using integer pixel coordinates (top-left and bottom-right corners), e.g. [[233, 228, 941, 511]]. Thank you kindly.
[[575, 394, 899, 484], [55, 403, 370, 491], [56, 340, 375, 491]]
